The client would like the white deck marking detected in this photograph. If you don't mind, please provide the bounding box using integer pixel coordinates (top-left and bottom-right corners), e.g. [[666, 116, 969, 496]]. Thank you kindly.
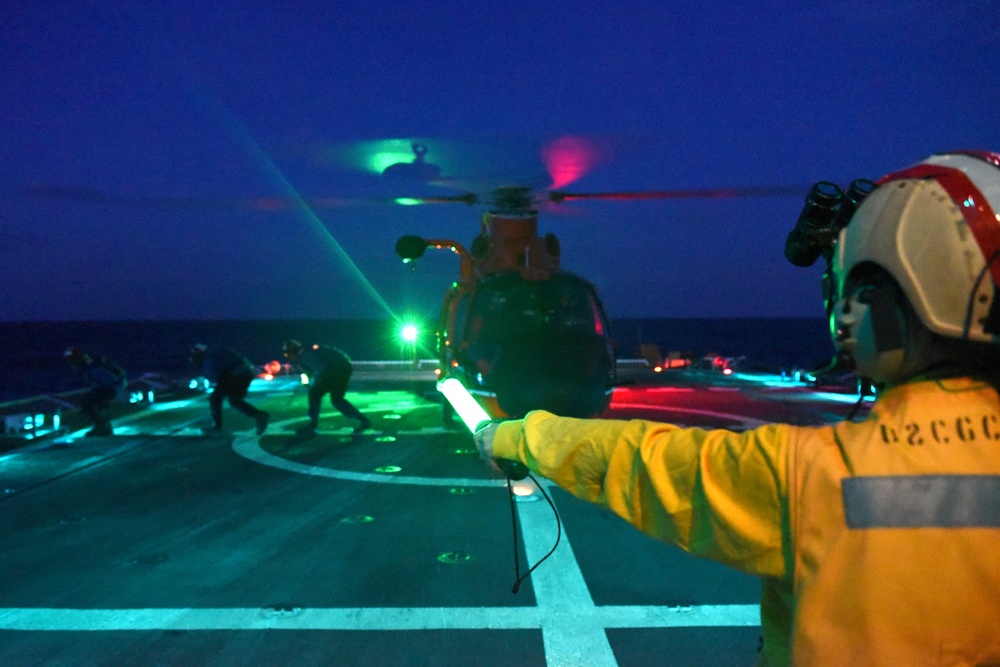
[[0, 603, 757, 632], [515, 485, 619, 665], [231, 419, 507, 488], [0, 606, 541, 630], [514, 490, 758, 665]]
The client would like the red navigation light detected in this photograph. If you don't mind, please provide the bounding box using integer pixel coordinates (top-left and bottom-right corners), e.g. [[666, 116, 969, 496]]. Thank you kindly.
[[589, 296, 605, 336], [542, 136, 599, 190]]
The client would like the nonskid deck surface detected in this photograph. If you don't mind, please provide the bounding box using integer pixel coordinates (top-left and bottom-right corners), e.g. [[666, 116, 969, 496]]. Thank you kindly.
[[0, 370, 866, 666]]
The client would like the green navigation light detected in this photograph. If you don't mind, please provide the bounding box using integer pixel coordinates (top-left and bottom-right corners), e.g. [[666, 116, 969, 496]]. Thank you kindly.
[[401, 324, 418, 342], [370, 151, 416, 174]]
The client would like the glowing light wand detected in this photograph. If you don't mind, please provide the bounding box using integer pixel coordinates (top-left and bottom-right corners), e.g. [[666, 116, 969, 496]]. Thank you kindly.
[[439, 378, 562, 593], [437, 378, 528, 480]]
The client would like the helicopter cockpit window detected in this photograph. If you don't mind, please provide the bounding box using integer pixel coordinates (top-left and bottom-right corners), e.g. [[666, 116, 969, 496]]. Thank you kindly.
[[465, 274, 606, 344]]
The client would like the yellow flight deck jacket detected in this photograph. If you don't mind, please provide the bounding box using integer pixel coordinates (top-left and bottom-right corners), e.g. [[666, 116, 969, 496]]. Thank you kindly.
[[491, 377, 1000, 666]]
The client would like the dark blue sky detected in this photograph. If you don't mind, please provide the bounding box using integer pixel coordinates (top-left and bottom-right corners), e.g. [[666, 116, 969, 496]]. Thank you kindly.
[[3, 1, 999, 321]]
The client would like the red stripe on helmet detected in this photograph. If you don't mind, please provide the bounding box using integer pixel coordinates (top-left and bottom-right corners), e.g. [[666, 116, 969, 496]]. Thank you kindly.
[[878, 162, 1000, 286], [948, 150, 1000, 168]]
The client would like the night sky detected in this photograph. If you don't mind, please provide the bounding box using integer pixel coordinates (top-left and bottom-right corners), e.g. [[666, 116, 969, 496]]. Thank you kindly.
[[3, 1, 999, 322]]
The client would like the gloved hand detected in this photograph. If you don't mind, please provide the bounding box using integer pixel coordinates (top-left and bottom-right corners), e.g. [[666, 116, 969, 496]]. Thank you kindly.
[[473, 420, 499, 462], [474, 420, 528, 480]]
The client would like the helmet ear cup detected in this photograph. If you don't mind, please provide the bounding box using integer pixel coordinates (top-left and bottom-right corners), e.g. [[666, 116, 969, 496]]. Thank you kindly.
[[870, 284, 905, 353], [865, 281, 909, 383]]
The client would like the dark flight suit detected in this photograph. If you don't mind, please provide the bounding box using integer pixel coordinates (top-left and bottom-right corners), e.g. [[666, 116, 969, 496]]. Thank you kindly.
[[199, 346, 268, 432], [296, 344, 370, 432], [78, 356, 127, 435]]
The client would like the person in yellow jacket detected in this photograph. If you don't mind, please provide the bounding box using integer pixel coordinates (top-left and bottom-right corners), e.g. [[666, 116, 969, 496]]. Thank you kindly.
[[475, 150, 1000, 666]]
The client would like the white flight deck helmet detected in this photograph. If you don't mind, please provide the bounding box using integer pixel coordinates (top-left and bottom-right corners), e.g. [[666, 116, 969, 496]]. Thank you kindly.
[[834, 151, 1000, 354]]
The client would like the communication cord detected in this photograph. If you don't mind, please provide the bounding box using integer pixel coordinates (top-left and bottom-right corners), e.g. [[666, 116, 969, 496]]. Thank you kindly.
[[435, 377, 563, 593], [505, 471, 562, 594]]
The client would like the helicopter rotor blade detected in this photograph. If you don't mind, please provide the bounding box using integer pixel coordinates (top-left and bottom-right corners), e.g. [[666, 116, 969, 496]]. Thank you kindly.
[[547, 184, 808, 203], [17, 184, 485, 211], [388, 193, 480, 205], [20, 182, 808, 214]]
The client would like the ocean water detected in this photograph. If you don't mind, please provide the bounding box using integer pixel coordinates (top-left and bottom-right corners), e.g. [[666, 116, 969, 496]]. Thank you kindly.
[[0, 317, 834, 404]]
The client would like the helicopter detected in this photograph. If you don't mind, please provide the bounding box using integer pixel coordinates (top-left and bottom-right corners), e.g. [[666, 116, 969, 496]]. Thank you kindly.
[[396, 184, 616, 420], [382, 140, 807, 421]]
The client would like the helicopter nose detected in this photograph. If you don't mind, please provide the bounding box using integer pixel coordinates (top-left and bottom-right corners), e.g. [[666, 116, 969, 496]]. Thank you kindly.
[[490, 336, 612, 418]]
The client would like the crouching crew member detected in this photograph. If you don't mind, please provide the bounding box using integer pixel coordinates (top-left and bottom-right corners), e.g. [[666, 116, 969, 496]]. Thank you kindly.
[[63, 346, 127, 437], [283, 339, 371, 437], [190, 343, 269, 435], [475, 151, 1000, 665]]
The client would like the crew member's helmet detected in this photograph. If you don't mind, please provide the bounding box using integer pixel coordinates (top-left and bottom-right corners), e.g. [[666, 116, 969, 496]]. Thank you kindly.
[[834, 150, 1000, 345], [190, 343, 209, 363], [283, 339, 303, 358]]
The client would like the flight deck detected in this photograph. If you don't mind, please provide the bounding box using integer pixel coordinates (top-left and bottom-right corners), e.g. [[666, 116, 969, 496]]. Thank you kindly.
[[0, 364, 866, 666]]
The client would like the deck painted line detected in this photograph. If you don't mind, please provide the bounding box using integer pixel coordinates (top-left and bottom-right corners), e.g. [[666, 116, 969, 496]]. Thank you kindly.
[[0, 606, 542, 631], [515, 488, 618, 665], [596, 604, 759, 627], [514, 495, 760, 665], [772, 390, 871, 405], [231, 421, 508, 488], [0, 603, 758, 632]]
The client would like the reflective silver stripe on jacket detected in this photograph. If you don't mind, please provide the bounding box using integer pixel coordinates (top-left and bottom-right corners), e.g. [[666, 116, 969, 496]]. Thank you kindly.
[[842, 475, 1000, 528]]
